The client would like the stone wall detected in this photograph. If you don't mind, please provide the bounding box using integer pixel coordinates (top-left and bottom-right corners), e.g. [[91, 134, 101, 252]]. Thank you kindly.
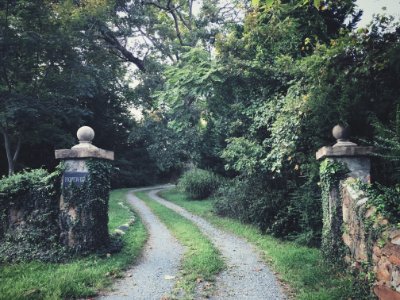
[[342, 180, 400, 300]]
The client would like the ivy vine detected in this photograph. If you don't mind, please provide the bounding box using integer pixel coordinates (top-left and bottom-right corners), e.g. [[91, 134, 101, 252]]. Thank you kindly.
[[0, 165, 66, 262], [61, 159, 113, 253], [319, 158, 348, 266]]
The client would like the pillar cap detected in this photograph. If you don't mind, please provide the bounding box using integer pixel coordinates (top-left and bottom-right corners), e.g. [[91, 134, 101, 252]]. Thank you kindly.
[[55, 126, 114, 160], [316, 145, 374, 160], [316, 125, 374, 160]]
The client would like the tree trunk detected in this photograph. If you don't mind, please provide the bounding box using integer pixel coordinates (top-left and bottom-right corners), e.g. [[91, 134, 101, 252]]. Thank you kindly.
[[1, 128, 20, 176]]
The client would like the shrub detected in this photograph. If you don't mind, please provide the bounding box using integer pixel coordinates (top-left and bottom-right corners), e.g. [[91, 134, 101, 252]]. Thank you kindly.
[[214, 176, 287, 233], [178, 168, 221, 200]]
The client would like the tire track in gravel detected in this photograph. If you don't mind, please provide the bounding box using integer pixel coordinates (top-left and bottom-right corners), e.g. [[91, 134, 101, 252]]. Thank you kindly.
[[147, 188, 286, 300], [98, 186, 184, 300]]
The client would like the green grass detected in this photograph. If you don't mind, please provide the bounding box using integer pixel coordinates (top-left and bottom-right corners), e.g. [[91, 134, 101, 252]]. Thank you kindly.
[[160, 188, 355, 300], [0, 189, 148, 300], [135, 191, 225, 299]]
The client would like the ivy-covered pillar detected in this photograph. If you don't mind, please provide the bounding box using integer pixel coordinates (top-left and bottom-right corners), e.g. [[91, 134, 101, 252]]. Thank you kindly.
[[316, 125, 373, 262], [55, 126, 114, 253]]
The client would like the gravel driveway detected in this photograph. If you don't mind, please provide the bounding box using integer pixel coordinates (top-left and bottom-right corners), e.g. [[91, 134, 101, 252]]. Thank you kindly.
[[98, 186, 184, 300], [148, 188, 286, 300]]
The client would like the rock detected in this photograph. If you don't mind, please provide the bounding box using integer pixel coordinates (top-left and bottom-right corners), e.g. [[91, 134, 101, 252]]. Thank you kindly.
[[377, 257, 392, 282], [118, 225, 129, 232], [374, 246, 382, 257], [382, 244, 400, 258], [373, 254, 380, 264], [390, 235, 400, 246], [374, 285, 400, 300], [390, 230, 400, 239], [392, 267, 400, 290], [389, 255, 400, 266]]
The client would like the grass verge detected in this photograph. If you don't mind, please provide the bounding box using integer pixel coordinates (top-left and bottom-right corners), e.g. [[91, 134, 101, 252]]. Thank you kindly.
[[0, 189, 147, 300], [135, 191, 225, 299], [160, 188, 355, 300]]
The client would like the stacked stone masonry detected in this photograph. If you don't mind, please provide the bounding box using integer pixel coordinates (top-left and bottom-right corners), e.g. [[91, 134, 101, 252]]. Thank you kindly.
[[342, 181, 400, 300]]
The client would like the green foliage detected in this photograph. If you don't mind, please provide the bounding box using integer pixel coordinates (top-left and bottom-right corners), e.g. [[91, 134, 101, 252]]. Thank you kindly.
[[222, 137, 263, 175], [0, 0, 140, 179], [369, 106, 400, 184], [214, 176, 287, 233], [0, 167, 65, 262], [363, 183, 400, 224], [61, 159, 113, 253], [319, 159, 348, 265], [178, 168, 221, 200]]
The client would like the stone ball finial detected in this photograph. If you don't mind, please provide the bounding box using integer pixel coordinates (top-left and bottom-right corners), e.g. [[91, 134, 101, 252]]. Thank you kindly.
[[332, 124, 357, 147], [332, 124, 350, 142], [77, 126, 95, 144]]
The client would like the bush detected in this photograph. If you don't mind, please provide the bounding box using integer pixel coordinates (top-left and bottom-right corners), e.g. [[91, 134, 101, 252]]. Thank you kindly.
[[214, 176, 287, 233], [213, 165, 323, 246], [178, 168, 221, 200]]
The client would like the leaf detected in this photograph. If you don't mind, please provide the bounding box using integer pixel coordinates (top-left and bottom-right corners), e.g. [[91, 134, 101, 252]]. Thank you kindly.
[[252, 0, 260, 6], [265, 0, 274, 8]]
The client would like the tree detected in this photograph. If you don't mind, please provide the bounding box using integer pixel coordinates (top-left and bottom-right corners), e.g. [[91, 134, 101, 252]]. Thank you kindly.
[[0, 0, 134, 175]]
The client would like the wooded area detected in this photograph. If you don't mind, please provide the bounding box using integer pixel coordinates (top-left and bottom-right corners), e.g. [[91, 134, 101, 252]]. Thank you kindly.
[[1, 0, 400, 247]]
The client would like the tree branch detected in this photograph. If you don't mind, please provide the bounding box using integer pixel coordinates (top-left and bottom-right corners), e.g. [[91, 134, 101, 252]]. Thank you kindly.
[[99, 25, 146, 72], [137, 26, 176, 62], [142, 0, 188, 46]]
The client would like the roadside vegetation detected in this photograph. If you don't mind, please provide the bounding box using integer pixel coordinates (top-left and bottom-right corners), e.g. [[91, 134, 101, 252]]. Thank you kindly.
[[2, 0, 400, 299], [135, 191, 225, 299], [160, 188, 355, 300], [0, 189, 147, 300]]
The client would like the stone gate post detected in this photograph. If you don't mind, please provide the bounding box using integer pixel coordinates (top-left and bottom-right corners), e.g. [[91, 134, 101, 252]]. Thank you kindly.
[[55, 126, 114, 252], [316, 125, 373, 261]]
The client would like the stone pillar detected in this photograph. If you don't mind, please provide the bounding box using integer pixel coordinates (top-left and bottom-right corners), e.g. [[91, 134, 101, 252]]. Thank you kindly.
[[55, 126, 114, 252], [316, 125, 373, 182], [316, 125, 373, 262]]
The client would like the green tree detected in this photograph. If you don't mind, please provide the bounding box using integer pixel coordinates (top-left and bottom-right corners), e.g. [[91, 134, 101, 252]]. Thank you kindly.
[[0, 0, 134, 175]]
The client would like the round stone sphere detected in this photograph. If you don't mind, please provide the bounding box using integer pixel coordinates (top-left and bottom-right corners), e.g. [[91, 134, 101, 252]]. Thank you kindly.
[[77, 126, 95, 143], [332, 124, 350, 141]]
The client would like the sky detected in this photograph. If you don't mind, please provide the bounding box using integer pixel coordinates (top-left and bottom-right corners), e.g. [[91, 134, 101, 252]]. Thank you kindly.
[[356, 0, 400, 27]]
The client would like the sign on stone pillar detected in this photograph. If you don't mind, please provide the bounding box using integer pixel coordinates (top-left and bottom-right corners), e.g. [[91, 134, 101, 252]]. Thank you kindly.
[[55, 126, 114, 252]]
